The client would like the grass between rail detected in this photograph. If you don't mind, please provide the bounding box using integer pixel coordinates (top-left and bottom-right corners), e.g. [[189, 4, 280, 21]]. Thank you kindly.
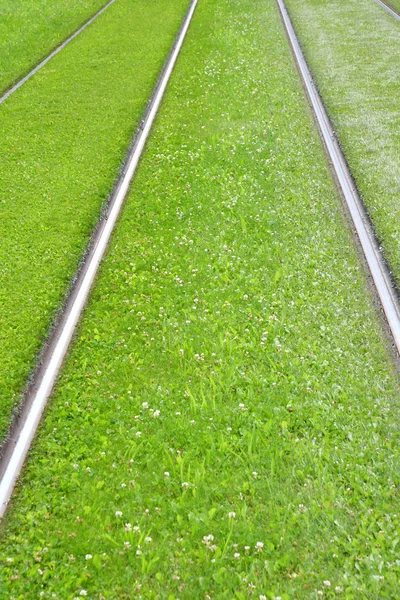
[[0, 0, 109, 95], [0, 0, 190, 439], [284, 0, 400, 288], [1, 0, 400, 597], [383, 0, 400, 14]]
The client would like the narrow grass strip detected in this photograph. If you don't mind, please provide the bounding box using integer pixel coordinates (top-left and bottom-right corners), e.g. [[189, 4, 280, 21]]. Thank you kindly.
[[284, 0, 400, 289], [0, 0, 109, 96], [1, 0, 400, 597], [0, 0, 190, 439]]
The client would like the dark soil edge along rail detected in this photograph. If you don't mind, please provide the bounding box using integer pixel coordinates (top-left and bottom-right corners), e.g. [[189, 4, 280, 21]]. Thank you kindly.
[[0, 0, 199, 519], [374, 0, 400, 21], [276, 0, 400, 357], [0, 0, 116, 105]]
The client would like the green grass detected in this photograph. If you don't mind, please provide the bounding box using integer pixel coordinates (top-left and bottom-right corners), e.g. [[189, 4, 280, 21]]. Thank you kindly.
[[0, 0, 109, 95], [384, 0, 400, 14], [0, 0, 190, 438], [1, 0, 400, 597], [284, 0, 400, 289]]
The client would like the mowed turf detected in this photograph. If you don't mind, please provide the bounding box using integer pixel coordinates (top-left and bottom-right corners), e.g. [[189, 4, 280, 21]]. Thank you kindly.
[[284, 0, 400, 286], [1, 0, 400, 597], [0, 0, 109, 95], [0, 0, 190, 438]]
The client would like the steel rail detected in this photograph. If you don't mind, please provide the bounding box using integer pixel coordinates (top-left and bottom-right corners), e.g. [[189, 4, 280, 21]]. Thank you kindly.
[[0, 0, 116, 106], [0, 0, 199, 518], [276, 0, 400, 354], [373, 0, 400, 21]]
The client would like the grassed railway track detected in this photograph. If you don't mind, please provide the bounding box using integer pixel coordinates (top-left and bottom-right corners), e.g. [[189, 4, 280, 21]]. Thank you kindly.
[[1, 0, 399, 597]]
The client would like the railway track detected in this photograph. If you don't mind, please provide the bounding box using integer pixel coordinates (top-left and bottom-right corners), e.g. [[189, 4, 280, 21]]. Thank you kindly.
[[374, 0, 400, 21], [0, 0, 198, 519], [277, 0, 400, 355], [0, 0, 116, 105]]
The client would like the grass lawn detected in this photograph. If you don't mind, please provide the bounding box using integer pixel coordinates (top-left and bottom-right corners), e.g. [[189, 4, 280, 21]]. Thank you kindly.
[[0, 0, 109, 95], [0, 0, 190, 439], [1, 0, 399, 597], [284, 0, 400, 289]]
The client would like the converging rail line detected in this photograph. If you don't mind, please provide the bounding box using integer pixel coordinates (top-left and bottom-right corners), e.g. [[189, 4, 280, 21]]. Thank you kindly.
[[373, 0, 400, 21], [0, 0, 199, 518], [276, 0, 400, 353], [0, 0, 116, 105]]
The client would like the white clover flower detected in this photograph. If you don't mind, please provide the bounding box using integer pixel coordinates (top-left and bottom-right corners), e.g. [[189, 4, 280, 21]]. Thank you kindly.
[[133, 526, 140, 533], [228, 511, 236, 519], [73, 464, 79, 469], [245, 546, 250, 553], [124, 523, 132, 532], [164, 471, 170, 479], [5, 557, 13, 563], [202, 534, 215, 548], [124, 542, 131, 549], [260, 596, 267, 600], [115, 511, 123, 517], [145, 536, 152, 544], [252, 471, 258, 479], [121, 483, 126, 488], [80, 592, 87, 597], [255, 541, 264, 552], [85, 554, 92, 560], [142, 402, 149, 409], [323, 580, 331, 587], [234, 552, 240, 559], [153, 410, 160, 418], [182, 482, 189, 489], [136, 431, 142, 438], [136, 548, 142, 556], [335, 587, 343, 593]]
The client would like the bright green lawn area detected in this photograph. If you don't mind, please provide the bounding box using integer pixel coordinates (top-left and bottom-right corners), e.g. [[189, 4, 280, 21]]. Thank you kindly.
[[0, 0, 108, 95], [284, 0, 400, 285], [0, 0, 190, 438], [1, 0, 400, 597]]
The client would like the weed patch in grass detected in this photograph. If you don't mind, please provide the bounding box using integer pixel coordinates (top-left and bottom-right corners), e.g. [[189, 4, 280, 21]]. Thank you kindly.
[[0, 0, 190, 438], [1, 0, 400, 597], [0, 0, 109, 95]]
